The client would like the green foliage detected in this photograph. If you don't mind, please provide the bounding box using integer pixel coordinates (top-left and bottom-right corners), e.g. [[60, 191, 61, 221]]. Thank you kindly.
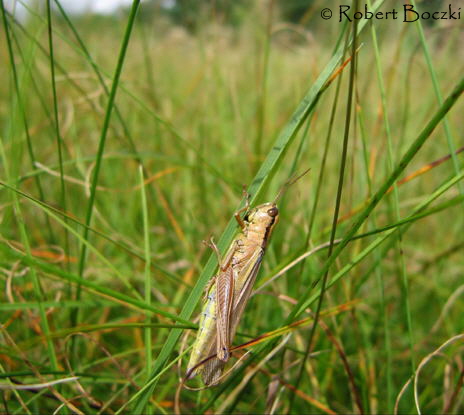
[[1, 0, 463, 414]]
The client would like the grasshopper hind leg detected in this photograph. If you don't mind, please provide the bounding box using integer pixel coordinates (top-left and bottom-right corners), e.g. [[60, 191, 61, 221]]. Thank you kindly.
[[216, 266, 234, 361]]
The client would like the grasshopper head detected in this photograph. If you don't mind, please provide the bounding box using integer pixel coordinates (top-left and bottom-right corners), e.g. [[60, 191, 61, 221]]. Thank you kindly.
[[245, 202, 279, 231]]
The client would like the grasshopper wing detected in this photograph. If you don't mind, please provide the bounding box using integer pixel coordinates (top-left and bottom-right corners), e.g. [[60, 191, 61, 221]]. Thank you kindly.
[[231, 249, 264, 334], [202, 250, 264, 385], [198, 249, 265, 385], [201, 351, 226, 386]]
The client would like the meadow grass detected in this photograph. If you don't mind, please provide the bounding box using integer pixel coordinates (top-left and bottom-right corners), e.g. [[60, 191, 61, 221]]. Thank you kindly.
[[1, 1, 464, 413]]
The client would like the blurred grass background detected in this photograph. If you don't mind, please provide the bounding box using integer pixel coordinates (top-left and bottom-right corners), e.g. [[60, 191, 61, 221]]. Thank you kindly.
[[1, 0, 463, 413]]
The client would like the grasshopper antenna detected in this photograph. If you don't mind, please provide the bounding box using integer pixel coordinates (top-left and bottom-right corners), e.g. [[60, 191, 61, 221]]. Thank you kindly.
[[273, 168, 311, 204]]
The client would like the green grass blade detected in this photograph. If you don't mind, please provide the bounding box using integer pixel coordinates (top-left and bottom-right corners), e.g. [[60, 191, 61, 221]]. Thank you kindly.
[[45, 0, 68, 260], [139, 166, 153, 380]]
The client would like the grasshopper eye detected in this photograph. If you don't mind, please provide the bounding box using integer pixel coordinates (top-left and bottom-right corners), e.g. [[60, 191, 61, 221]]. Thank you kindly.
[[267, 207, 278, 217]]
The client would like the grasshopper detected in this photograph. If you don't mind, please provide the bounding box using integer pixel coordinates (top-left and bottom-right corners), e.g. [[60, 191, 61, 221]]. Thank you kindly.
[[186, 198, 279, 385], [186, 171, 308, 385]]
